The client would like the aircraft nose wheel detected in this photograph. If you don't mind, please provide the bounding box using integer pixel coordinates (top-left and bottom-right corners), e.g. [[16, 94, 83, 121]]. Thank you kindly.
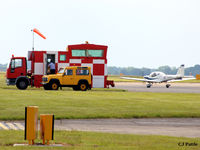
[[166, 84, 171, 88]]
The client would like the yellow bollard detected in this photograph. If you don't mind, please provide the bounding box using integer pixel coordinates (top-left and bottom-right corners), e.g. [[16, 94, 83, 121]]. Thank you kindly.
[[40, 114, 54, 145], [24, 106, 38, 145]]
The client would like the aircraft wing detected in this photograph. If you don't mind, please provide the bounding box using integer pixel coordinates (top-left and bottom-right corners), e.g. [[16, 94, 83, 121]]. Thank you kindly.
[[168, 77, 196, 82], [120, 77, 161, 83]]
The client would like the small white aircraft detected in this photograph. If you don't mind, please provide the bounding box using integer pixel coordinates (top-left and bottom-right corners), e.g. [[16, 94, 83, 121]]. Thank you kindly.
[[121, 65, 195, 88]]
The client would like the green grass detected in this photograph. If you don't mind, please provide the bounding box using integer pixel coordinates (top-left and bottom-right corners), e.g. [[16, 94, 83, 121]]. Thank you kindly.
[[0, 130, 200, 150], [1, 72, 200, 119]]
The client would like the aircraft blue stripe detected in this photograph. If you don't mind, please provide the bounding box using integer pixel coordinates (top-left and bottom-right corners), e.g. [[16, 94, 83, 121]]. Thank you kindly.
[[144, 77, 156, 80]]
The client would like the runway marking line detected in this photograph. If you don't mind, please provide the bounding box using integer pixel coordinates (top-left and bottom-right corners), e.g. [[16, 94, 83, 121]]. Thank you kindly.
[[14, 123, 24, 130], [0, 123, 9, 130], [6, 123, 18, 130], [0, 122, 24, 130]]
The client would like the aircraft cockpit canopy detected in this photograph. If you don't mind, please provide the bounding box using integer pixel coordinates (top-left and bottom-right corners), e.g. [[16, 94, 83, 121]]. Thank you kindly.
[[149, 72, 165, 77], [150, 72, 157, 77]]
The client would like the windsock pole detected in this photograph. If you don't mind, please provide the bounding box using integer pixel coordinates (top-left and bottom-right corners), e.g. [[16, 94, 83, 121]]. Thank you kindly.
[[32, 30, 34, 51]]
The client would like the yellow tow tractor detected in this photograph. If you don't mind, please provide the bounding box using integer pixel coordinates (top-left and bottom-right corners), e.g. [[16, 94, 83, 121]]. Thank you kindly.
[[42, 66, 92, 91]]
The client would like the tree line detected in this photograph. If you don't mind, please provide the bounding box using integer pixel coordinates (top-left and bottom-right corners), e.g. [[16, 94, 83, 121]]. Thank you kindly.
[[108, 65, 200, 76], [1, 63, 200, 76], [0, 64, 7, 72]]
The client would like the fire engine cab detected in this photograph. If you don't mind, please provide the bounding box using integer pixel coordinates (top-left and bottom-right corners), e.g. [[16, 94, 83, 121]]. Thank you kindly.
[[6, 42, 115, 90]]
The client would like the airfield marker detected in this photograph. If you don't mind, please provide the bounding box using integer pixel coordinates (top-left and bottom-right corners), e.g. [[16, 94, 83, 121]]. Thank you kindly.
[[14, 123, 25, 130], [6, 123, 18, 130], [0, 123, 9, 130]]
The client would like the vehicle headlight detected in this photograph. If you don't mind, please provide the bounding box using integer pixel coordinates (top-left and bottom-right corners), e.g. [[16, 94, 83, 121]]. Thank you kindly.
[[42, 77, 48, 82], [6, 79, 9, 84]]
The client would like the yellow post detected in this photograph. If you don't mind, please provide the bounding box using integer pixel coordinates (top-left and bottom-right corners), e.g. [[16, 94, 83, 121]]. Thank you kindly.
[[25, 106, 38, 145], [40, 114, 54, 145]]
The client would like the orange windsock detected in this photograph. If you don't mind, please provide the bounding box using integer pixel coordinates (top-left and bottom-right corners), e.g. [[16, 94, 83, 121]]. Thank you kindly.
[[33, 28, 46, 39]]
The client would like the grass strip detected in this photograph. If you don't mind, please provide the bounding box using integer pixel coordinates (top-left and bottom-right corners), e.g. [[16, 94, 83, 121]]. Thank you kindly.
[[0, 130, 200, 150]]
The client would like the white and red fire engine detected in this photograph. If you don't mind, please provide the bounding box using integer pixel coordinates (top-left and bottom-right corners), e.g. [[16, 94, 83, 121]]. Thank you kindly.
[[6, 42, 115, 90]]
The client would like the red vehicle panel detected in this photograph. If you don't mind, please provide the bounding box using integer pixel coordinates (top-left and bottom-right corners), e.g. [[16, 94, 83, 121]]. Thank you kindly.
[[6, 57, 27, 79]]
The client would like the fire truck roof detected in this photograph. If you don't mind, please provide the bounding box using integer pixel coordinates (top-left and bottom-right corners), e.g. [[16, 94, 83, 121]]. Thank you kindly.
[[68, 43, 108, 50]]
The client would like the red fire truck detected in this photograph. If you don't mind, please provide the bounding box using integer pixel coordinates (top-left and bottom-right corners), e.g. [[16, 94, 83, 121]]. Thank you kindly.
[[6, 43, 115, 90]]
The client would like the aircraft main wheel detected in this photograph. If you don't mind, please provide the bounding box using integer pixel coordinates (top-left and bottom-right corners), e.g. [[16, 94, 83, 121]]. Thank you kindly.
[[166, 84, 170, 88], [146, 84, 151, 88]]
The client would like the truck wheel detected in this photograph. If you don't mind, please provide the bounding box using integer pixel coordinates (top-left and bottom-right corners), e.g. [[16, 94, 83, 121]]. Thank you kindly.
[[50, 82, 59, 90], [73, 86, 80, 91], [79, 82, 88, 91], [43, 84, 51, 90], [16, 80, 28, 90]]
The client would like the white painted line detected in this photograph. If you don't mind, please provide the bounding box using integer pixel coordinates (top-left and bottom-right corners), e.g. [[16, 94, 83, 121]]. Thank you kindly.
[[93, 59, 105, 64], [14, 123, 24, 130], [6, 123, 18, 130], [0, 123, 9, 130], [69, 59, 81, 64]]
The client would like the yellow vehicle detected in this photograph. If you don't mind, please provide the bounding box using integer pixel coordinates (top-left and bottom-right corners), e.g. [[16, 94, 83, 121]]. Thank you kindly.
[[42, 66, 92, 91]]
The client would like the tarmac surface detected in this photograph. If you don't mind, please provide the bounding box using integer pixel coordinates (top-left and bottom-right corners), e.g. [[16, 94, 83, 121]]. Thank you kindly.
[[54, 118, 200, 138], [115, 82, 200, 93], [2, 118, 200, 138]]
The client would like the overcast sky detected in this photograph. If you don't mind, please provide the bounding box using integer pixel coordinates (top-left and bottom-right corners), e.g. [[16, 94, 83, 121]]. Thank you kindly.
[[0, 0, 200, 68]]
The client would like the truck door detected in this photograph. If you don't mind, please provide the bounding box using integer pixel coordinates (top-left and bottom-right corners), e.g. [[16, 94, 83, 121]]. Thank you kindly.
[[46, 54, 55, 74], [62, 69, 74, 85], [7, 58, 27, 79]]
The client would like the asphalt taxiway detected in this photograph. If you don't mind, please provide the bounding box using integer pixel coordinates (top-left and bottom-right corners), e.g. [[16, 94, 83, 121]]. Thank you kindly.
[[2, 118, 200, 138], [115, 82, 200, 93]]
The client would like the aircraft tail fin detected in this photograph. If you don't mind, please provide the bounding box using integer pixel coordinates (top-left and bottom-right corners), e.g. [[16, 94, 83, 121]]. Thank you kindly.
[[176, 64, 184, 77]]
